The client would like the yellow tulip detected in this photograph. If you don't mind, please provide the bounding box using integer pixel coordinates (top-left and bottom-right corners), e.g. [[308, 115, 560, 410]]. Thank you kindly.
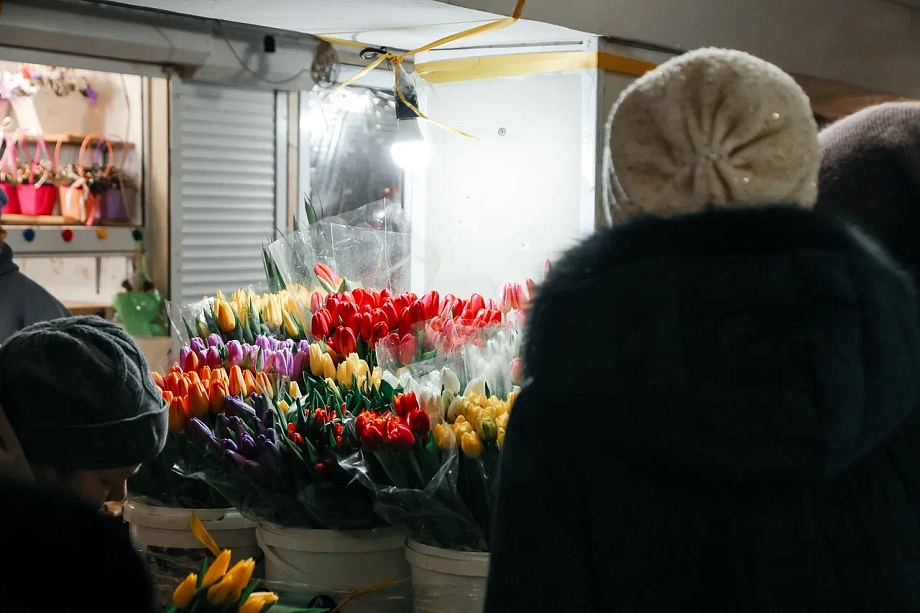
[[336, 360, 355, 388], [451, 415, 473, 438], [308, 344, 324, 377], [321, 353, 336, 379], [369, 367, 382, 390], [495, 412, 509, 431], [288, 380, 301, 399], [215, 300, 236, 333], [325, 377, 339, 395], [475, 415, 498, 441], [461, 431, 483, 458], [172, 573, 197, 608], [202, 549, 232, 587], [239, 592, 280, 613], [283, 309, 299, 337], [497, 429, 506, 449], [255, 372, 274, 399], [507, 388, 520, 410], [278, 399, 290, 413], [433, 422, 455, 449], [207, 558, 255, 605]]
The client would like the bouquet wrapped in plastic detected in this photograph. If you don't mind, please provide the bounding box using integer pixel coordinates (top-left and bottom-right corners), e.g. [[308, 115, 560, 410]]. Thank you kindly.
[[170, 286, 315, 346], [267, 199, 411, 293]]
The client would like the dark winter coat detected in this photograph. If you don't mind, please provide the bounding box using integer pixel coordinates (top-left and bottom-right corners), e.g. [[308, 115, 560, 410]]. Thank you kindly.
[[0, 242, 70, 344], [485, 205, 920, 612]]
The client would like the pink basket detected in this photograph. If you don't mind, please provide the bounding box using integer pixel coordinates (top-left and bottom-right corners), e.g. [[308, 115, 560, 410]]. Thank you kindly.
[[0, 182, 18, 215], [16, 184, 56, 216], [16, 132, 57, 217]]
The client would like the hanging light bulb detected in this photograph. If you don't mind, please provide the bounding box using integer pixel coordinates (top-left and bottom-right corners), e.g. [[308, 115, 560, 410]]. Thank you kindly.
[[391, 117, 429, 170], [391, 77, 428, 170]]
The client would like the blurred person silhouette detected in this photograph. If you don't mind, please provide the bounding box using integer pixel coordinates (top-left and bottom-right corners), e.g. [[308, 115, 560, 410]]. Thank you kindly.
[[486, 49, 920, 612], [816, 102, 920, 292], [0, 474, 158, 612], [0, 196, 70, 344], [0, 317, 168, 509]]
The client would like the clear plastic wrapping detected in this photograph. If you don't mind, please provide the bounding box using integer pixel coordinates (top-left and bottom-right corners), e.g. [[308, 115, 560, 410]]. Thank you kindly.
[[267, 199, 412, 292]]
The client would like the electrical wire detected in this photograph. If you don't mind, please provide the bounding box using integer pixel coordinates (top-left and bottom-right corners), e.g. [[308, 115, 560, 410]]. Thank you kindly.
[[217, 22, 312, 86]]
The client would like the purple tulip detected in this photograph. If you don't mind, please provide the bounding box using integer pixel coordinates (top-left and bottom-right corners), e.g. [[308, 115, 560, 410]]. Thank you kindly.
[[220, 437, 238, 454], [281, 339, 295, 351], [297, 340, 311, 354], [242, 459, 266, 481], [264, 428, 278, 446], [207, 333, 225, 348], [225, 450, 247, 469], [187, 417, 213, 443], [261, 411, 274, 431], [226, 340, 245, 368], [255, 336, 278, 353], [195, 350, 208, 368], [273, 350, 294, 378], [240, 433, 257, 459], [205, 346, 222, 368], [225, 397, 256, 419], [216, 414, 231, 439], [262, 349, 276, 372], [190, 337, 206, 353]]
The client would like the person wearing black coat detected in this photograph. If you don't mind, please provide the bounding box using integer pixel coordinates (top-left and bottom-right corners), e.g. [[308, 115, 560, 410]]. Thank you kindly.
[[485, 49, 920, 612]]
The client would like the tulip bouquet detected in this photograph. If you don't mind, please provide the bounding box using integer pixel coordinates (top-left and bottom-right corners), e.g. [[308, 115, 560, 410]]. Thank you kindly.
[[170, 549, 312, 613], [175, 286, 315, 346], [173, 347, 392, 529]]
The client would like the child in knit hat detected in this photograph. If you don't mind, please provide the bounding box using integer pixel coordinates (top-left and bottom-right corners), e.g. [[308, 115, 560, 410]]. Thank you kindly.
[[487, 49, 920, 612], [816, 102, 920, 291], [0, 317, 168, 509]]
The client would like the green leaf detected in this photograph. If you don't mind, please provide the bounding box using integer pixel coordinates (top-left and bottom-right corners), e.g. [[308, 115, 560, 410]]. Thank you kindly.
[[182, 316, 196, 343], [237, 580, 260, 607], [304, 193, 318, 226], [196, 557, 208, 588]]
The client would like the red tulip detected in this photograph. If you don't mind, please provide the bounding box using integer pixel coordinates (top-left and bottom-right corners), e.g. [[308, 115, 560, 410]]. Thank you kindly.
[[367, 289, 381, 309], [381, 302, 399, 329], [341, 291, 355, 304], [331, 327, 357, 356], [379, 288, 392, 302], [310, 291, 323, 313], [370, 321, 389, 346], [407, 407, 430, 438], [386, 420, 416, 453], [339, 301, 359, 330], [312, 309, 332, 338], [359, 312, 375, 342], [469, 293, 485, 314], [409, 300, 427, 326], [398, 334, 417, 366], [421, 290, 440, 319], [393, 391, 419, 419], [326, 297, 341, 324]]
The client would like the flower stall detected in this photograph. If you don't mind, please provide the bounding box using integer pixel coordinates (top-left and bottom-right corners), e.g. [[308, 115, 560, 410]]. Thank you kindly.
[[123, 199, 542, 612]]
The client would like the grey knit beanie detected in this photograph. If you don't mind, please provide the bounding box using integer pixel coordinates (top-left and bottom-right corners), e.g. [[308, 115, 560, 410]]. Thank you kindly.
[[0, 317, 168, 471], [817, 102, 920, 289]]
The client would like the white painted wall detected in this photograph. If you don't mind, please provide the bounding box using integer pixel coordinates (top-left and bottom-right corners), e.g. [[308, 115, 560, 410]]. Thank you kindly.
[[446, 0, 920, 97], [411, 46, 601, 297]]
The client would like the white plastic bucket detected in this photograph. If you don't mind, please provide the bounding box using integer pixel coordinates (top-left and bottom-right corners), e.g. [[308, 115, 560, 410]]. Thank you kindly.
[[257, 522, 411, 613], [404, 540, 490, 613], [123, 497, 260, 608]]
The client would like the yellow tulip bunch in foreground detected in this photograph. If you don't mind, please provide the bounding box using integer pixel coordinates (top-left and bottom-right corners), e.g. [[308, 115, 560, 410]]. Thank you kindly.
[[168, 550, 277, 613]]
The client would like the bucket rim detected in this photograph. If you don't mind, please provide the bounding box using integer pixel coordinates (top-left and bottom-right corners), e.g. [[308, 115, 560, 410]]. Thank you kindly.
[[257, 522, 407, 553], [404, 540, 490, 578], [123, 496, 257, 530]]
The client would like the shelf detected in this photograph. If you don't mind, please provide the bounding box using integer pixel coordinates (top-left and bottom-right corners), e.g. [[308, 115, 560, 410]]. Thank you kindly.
[[20, 133, 135, 150], [1, 214, 136, 227], [2, 225, 138, 256]]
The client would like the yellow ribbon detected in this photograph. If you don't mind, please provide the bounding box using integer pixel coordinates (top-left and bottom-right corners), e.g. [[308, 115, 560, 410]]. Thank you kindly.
[[416, 51, 657, 84], [316, 0, 527, 141], [190, 512, 222, 558]]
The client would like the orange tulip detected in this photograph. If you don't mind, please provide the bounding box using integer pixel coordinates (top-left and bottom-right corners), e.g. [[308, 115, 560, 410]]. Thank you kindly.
[[168, 396, 190, 434], [189, 381, 210, 418], [169, 363, 182, 375], [152, 372, 166, 390], [256, 372, 273, 398], [243, 370, 258, 398], [166, 372, 181, 395], [209, 379, 228, 413], [177, 376, 190, 398], [199, 365, 213, 382], [187, 370, 201, 388], [228, 365, 248, 398], [161, 390, 174, 404], [214, 368, 229, 384]]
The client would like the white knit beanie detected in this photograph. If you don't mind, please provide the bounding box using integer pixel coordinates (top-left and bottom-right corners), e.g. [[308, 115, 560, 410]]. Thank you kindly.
[[603, 48, 820, 223]]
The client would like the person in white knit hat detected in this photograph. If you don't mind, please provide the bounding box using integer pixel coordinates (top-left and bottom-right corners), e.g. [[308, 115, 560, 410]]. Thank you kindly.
[[487, 48, 920, 612]]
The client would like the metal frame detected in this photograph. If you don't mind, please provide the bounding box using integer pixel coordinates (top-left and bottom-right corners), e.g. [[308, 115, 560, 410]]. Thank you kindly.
[[274, 92, 289, 238]]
